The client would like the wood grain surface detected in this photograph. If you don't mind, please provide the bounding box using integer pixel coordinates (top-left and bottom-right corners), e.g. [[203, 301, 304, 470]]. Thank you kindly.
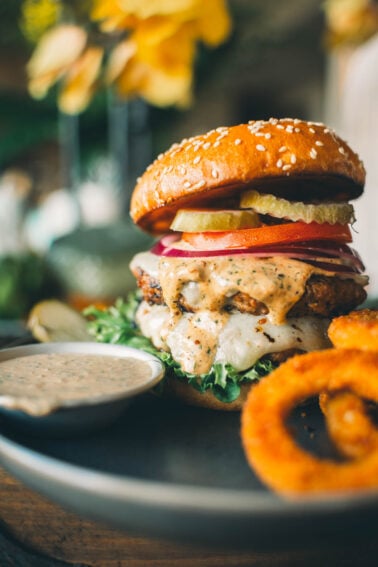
[[1, 466, 378, 567]]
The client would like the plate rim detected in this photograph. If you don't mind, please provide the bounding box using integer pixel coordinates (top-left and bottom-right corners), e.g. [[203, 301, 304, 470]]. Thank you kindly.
[[1, 428, 378, 517]]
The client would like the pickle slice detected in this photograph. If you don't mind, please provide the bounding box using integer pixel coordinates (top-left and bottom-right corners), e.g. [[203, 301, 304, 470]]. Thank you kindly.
[[28, 299, 93, 342], [240, 190, 355, 225], [170, 209, 261, 232]]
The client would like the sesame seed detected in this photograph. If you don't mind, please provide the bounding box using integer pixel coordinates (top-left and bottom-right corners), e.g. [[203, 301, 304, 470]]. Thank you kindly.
[[179, 166, 187, 174], [211, 169, 218, 178], [309, 128, 315, 134], [294, 119, 301, 124], [315, 141, 324, 146], [167, 165, 173, 173], [234, 138, 242, 145], [310, 148, 317, 159], [193, 156, 201, 164], [254, 132, 264, 137], [338, 146, 346, 155], [291, 154, 297, 164], [283, 164, 292, 171], [256, 144, 266, 151], [216, 126, 227, 133], [203, 142, 211, 150], [136, 176, 141, 183], [213, 141, 220, 148], [184, 181, 191, 188], [158, 153, 163, 160], [324, 128, 330, 134], [294, 128, 300, 133], [270, 118, 278, 125], [265, 133, 272, 139], [276, 125, 284, 130], [278, 146, 287, 153], [286, 126, 294, 133], [276, 159, 283, 168], [197, 179, 206, 187], [248, 121, 264, 133]]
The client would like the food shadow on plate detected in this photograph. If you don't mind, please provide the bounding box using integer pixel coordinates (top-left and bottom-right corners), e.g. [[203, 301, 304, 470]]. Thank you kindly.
[[0, 392, 340, 493]]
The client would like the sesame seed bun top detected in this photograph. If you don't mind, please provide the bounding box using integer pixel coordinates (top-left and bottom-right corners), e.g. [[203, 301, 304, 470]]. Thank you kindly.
[[130, 118, 366, 234]]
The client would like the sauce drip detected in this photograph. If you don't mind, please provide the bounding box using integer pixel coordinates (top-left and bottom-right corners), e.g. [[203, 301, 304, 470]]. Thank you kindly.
[[157, 255, 328, 374], [159, 255, 316, 325]]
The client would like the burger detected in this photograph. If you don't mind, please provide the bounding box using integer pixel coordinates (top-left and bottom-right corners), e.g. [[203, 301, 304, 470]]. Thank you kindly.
[[127, 118, 367, 410]]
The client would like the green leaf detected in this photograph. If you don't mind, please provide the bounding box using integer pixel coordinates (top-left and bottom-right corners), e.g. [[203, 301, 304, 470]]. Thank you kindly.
[[84, 292, 278, 404], [213, 382, 241, 403]]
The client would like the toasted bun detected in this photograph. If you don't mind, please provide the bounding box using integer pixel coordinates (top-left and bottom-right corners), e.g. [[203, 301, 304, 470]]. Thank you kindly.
[[130, 118, 365, 234], [160, 374, 252, 411]]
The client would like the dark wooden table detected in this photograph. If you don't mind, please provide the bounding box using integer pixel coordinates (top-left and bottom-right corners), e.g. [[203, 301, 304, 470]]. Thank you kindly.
[[0, 465, 378, 567]]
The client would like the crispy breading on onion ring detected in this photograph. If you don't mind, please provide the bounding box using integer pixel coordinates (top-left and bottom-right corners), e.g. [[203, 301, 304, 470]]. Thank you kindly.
[[318, 309, 378, 460], [328, 309, 378, 351], [319, 391, 378, 460], [241, 349, 378, 497]]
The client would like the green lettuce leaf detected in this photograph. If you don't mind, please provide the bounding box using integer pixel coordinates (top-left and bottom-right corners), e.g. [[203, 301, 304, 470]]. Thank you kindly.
[[84, 292, 277, 403]]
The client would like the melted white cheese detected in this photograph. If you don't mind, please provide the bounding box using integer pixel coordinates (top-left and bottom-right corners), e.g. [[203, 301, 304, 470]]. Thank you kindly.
[[130, 250, 365, 375], [136, 301, 331, 373]]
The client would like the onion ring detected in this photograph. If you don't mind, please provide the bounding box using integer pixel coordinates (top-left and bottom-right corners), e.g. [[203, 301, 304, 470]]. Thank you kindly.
[[319, 390, 378, 460], [241, 349, 378, 497], [328, 309, 378, 351], [317, 310, 378, 461]]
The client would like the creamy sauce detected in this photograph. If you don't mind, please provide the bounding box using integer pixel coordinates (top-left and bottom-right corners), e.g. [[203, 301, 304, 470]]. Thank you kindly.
[[132, 251, 341, 375], [0, 353, 151, 415], [159, 255, 319, 325]]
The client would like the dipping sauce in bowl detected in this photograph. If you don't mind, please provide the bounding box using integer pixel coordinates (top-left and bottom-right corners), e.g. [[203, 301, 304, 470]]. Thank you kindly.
[[0, 342, 164, 435]]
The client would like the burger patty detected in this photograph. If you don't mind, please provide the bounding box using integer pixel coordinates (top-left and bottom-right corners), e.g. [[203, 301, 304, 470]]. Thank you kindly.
[[134, 270, 366, 318]]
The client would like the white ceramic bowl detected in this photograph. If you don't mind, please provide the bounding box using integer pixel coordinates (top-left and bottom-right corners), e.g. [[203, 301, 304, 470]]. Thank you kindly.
[[0, 342, 164, 436]]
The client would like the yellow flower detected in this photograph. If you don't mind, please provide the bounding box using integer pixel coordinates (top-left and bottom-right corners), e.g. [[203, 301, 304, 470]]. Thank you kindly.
[[115, 0, 200, 19], [20, 0, 62, 44], [107, 21, 196, 108], [94, 0, 231, 107], [59, 47, 104, 115], [92, 0, 232, 45], [110, 42, 193, 107], [27, 25, 87, 99], [195, 0, 232, 46], [91, 0, 138, 33], [139, 64, 193, 108], [133, 19, 196, 73], [324, 0, 378, 46], [26, 0, 232, 111]]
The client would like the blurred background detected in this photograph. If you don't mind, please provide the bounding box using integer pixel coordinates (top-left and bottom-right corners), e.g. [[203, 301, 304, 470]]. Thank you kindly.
[[0, 0, 377, 320]]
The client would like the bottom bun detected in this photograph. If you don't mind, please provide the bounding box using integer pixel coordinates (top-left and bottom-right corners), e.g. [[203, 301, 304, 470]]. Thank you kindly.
[[160, 375, 253, 411]]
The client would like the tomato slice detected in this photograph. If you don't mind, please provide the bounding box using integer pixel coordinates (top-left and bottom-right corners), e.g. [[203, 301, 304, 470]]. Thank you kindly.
[[182, 222, 352, 250]]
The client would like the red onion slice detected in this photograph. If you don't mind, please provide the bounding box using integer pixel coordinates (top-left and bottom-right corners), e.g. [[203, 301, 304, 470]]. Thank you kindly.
[[150, 234, 365, 273]]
